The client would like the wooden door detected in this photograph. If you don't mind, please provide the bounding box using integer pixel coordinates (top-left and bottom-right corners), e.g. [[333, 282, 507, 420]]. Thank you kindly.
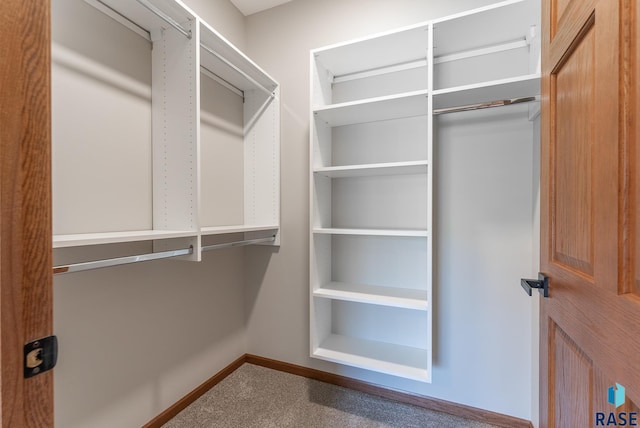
[[0, 0, 53, 426], [540, 0, 640, 426]]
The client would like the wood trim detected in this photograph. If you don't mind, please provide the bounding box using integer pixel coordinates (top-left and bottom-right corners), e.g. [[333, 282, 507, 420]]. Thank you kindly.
[[146, 354, 533, 428], [143, 355, 246, 428], [0, 1, 53, 426]]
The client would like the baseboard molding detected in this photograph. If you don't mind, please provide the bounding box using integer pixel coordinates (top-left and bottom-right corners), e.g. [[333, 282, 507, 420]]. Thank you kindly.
[[245, 354, 533, 428], [142, 355, 246, 428], [145, 354, 533, 428]]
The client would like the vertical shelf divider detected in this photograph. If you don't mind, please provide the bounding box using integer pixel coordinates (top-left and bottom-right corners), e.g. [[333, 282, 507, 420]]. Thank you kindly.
[[243, 86, 281, 245], [151, 17, 202, 260], [425, 21, 434, 381]]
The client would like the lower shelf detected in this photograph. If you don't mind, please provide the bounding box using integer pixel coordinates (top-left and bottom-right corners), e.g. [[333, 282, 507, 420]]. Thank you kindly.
[[53, 225, 280, 249], [53, 229, 196, 248], [314, 282, 428, 310], [200, 224, 279, 235], [313, 227, 428, 237], [313, 334, 430, 382]]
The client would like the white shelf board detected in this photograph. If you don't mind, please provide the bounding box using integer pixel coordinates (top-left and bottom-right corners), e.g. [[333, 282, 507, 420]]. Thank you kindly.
[[432, 0, 538, 58], [91, 1, 278, 94], [200, 224, 278, 235], [313, 228, 428, 237], [90, 0, 197, 37], [314, 160, 428, 178], [53, 229, 196, 248], [314, 282, 428, 310], [314, 334, 429, 382], [433, 73, 540, 111], [314, 90, 429, 127], [312, 22, 430, 79], [200, 21, 278, 93]]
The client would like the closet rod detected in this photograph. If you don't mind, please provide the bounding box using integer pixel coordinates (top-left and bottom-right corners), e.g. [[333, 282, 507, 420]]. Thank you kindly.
[[200, 43, 274, 98], [201, 65, 244, 98], [135, 0, 192, 39], [433, 95, 539, 115], [53, 247, 193, 275], [201, 236, 275, 252]]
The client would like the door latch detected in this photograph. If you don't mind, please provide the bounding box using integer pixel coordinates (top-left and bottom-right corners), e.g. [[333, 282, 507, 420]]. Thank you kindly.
[[520, 273, 549, 297], [24, 336, 57, 378]]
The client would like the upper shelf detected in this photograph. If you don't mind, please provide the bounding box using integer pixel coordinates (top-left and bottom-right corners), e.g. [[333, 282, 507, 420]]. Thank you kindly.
[[312, 22, 430, 80], [199, 21, 277, 94], [432, 0, 538, 58], [87, 0, 197, 37], [88, 0, 278, 95], [313, 90, 428, 127]]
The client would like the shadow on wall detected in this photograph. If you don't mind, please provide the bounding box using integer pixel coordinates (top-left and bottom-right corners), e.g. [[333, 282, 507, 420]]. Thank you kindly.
[[243, 245, 280, 316], [52, 0, 150, 85], [54, 243, 247, 427]]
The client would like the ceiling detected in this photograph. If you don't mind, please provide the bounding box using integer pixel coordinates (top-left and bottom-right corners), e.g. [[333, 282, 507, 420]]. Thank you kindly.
[[229, 0, 293, 16]]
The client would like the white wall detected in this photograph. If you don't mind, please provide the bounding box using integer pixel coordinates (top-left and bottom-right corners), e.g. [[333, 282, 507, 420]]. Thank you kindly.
[[51, 1, 248, 427], [244, 0, 539, 421]]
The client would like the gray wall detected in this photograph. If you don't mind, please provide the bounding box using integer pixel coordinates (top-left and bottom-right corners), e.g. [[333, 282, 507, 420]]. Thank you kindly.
[[244, 0, 538, 421]]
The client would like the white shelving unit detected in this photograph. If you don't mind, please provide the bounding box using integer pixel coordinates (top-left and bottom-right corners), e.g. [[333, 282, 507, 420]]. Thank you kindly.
[[310, 16, 432, 383], [53, 0, 280, 258], [309, 0, 539, 382], [198, 19, 280, 244]]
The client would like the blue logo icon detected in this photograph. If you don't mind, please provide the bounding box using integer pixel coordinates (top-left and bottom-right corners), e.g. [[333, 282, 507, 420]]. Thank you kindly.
[[609, 383, 626, 408]]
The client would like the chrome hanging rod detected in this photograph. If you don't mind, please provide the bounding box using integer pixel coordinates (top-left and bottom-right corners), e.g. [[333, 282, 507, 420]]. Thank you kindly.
[[135, 0, 192, 39], [333, 59, 427, 84], [53, 247, 193, 275], [201, 66, 244, 98], [433, 95, 539, 115], [200, 43, 274, 97], [201, 236, 276, 252]]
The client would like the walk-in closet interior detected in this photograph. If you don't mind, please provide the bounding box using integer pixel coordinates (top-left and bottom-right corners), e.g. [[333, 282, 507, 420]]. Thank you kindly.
[[51, 0, 540, 426]]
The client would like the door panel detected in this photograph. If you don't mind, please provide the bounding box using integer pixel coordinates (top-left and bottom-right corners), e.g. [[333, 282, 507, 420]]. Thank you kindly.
[[551, 23, 595, 277], [549, 0, 595, 50], [541, 0, 640, 426], [551, 322, 592, 427]]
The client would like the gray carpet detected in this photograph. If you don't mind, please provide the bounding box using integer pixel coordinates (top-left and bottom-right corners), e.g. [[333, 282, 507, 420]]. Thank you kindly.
[[163, 363, 500, 428]]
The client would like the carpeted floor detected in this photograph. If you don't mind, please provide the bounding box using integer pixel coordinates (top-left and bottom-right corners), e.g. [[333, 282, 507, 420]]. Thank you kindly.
[[163, 363, 500, 427]]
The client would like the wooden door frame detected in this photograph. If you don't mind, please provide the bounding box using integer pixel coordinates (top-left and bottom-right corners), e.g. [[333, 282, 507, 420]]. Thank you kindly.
[[0, 0, 53, 426]]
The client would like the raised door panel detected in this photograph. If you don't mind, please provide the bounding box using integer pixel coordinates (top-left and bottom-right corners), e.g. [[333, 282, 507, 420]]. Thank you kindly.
[[550, 322, 593, 427], [550, 24, 595, 278]]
